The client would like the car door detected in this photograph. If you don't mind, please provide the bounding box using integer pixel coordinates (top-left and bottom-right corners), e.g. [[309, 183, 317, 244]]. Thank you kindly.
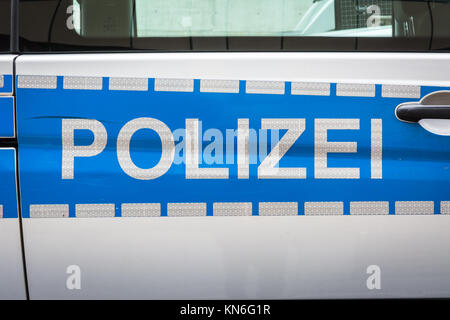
[[16, 0, 450, 299], [0, 0, 27, 300]]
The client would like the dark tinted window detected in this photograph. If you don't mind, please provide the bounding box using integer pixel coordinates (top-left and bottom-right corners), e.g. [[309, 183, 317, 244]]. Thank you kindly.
[[19, 0, 450, 52], [0, 0, 11, 52]]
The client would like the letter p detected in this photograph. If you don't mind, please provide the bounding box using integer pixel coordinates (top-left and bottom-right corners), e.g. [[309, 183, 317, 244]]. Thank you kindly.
[[62, 119, 107, 179]]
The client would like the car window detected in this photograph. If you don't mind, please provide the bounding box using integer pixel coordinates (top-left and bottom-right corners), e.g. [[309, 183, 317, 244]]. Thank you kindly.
[[0, 0, 11, 52], [19, 0, 450, 52], [134, 0, 392, 38]]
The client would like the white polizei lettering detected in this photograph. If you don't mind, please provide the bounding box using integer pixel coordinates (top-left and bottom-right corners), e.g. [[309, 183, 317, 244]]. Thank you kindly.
[[203, 128, 224, 165], [173, 128, 186, 165], [226, 127, 258, 166], [314, 119, 360, 179], [185, 119, 228, 179], [258, 119, 306, 179], [63, 117, 382, 181], [237, 119, 249, 179], [117, 117, 175, 180], [225, 128, 237, 165], [62, 119, 107, 179], [371, 119, 383, 179]]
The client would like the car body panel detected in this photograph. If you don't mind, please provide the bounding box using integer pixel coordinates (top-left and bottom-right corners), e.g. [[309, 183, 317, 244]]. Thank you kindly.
[[15, 53, 450, 299]]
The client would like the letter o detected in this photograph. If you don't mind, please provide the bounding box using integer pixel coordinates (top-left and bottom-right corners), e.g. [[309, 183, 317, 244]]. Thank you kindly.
[[117, 118, 175, 180]]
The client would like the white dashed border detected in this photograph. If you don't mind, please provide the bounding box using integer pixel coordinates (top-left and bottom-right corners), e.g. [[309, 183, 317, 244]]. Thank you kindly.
[[17, 77, 446, 218], [16, 76, 432, 100], [26, 200, 449, 218]]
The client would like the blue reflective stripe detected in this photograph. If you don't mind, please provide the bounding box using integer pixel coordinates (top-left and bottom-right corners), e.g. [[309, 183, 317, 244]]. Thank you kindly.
[[0, 149, 18, 219], [0, 97, 15, 138], [0, 75, 13, 94], [16, 76, 450, 218]]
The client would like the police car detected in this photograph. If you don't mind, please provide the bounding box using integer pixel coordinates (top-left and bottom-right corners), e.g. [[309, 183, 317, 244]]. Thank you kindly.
[[0, 0, 449, 299]]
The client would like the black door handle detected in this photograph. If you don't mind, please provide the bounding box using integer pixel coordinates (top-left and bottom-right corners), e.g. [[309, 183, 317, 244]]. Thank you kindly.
[[396, 104, 450, 123], [395, 91, 450, 136]]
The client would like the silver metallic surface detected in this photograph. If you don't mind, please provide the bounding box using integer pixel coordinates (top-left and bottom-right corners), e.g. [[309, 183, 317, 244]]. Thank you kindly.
[[22, 216, 450, 299]]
